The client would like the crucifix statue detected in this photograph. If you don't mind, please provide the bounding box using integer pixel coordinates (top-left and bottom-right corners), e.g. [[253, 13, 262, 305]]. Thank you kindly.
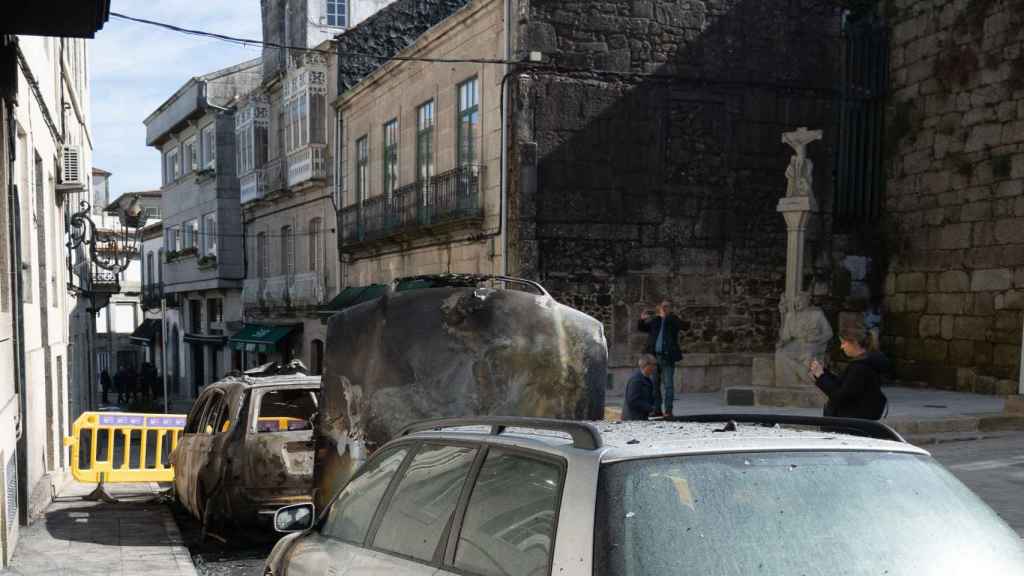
[[783, 127, 822, 198]]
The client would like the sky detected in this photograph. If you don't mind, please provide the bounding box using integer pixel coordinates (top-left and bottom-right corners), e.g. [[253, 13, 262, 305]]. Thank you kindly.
[[90, 1, 265, 195]]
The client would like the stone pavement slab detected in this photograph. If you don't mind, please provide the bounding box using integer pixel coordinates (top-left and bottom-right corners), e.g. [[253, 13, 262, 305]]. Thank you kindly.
[[3, 482, 196, 576]]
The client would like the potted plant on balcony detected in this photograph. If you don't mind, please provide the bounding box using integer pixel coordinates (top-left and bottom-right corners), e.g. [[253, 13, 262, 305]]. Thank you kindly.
[[198, 254, 218, 269]]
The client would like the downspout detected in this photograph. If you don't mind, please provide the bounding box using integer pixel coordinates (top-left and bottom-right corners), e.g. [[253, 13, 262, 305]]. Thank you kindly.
[[500, 0, 512, 276]]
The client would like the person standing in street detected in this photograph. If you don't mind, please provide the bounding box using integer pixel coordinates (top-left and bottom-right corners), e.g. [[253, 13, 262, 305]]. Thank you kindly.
[[637, 300, 684, 417], [114, 365, 128, 405], [100, 369, 112, 405], [809, 321, 888, 420], [623, 354, 658, 421]]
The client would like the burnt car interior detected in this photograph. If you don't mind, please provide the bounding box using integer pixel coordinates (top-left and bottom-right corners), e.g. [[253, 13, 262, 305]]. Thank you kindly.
[[257, 389, 318, 432]]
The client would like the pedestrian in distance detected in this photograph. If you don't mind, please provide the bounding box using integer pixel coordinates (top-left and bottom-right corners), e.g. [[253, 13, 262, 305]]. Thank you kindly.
[[623, 354, 659, 421], [809, 320, 888, 420], [100, 369, 112, 405], [114, 365, 129, 405], [637, 300, 684, 417]]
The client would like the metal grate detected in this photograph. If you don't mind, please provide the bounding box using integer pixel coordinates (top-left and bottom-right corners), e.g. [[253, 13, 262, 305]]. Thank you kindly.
[[834, 14, 888, 229]]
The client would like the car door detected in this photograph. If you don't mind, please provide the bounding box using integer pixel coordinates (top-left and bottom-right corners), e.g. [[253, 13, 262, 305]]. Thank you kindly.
[[438, 448, 565, 576], [173, 391, 214, 516], [183, 390, 231, 518], [242, 386, 317, 503], [283, 445, 412, 576]]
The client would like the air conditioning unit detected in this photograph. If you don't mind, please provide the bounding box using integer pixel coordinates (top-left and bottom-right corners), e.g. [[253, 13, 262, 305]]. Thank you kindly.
[[61, 145, 83, 187]]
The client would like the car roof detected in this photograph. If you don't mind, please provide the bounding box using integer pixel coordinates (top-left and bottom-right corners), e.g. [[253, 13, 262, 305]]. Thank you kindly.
[[203, 373, 322, 393], [401, 419, 929, 463]]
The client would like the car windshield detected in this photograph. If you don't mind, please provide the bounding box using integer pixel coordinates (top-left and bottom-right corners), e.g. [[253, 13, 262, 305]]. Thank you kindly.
[[595, 451, 1024, 576]]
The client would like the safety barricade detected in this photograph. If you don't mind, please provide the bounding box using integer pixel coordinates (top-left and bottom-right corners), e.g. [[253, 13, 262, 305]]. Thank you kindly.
[[63, 411, 187, 484]]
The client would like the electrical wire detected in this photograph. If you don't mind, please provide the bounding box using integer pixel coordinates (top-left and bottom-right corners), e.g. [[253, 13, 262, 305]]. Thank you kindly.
[[109, 11, 516, 66]]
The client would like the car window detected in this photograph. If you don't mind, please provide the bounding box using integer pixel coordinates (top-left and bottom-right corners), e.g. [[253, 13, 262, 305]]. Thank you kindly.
[[184, 393, 212, 433], [452, 450, 562, 576], [201, 393, 230, 435], [372, 444, 478, 562], [256, 388, 317, 432], [322, 446, 409, 544], [595, 451, 1024, 576]]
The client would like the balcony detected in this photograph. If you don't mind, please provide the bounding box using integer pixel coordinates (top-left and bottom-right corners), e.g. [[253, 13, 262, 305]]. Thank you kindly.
[[340, 164, 483, 251], [242, 277, 264, 308], [264, 275, 290, 308], [290, 272, 323, 309], [287, 144, 327, 188], [240, 168, 266, 205]]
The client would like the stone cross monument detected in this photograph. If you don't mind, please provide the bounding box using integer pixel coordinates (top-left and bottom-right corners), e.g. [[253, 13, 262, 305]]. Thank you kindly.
[[774, 127, 832, 389]]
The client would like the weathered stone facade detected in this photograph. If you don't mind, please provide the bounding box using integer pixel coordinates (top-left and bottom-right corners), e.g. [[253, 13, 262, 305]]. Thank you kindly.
[[508, 0, 844, 383], [884, 0, 1024, 394]]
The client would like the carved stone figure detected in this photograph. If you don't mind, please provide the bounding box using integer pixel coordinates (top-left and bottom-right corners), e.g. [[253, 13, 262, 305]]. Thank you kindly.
[[774, 293, 833, 388], [782, 127, 822, 198]]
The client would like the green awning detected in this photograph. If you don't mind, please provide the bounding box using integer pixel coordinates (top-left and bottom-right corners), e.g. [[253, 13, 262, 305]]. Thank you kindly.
[[321, 284, 388, 312], [229, 324, 300, 353]]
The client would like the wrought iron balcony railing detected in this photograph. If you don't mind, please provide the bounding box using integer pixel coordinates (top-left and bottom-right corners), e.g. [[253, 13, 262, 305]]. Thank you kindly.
[[340, 164, 483, 249]]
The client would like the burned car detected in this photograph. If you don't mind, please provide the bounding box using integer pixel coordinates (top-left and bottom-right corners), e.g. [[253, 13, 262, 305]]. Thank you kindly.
[[173, 368, 320, 530]]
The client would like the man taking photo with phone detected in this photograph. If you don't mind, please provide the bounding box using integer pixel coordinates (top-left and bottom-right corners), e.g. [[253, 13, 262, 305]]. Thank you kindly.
[[638, 300, 684, 417]]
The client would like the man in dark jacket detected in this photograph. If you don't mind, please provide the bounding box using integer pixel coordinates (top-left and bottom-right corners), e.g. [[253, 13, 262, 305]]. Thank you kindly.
[[100, 369, 112, 404], [810, 323, 888, 420], [623, 354, 658, 421], [637, 300, 684, 417]]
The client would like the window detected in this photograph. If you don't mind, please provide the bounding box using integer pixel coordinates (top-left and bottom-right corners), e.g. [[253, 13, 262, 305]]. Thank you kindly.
[[189, 299, 202, 333], [416, 101, 435, 187], [285, 93, 310, 154], [257, 232, 269, 278], [201, 123, 217, 169], [166, 226, 182, 252], [201, 393, 231, 434], [322, 447, 409, 544], [166, 146, 181, 183], [183, 136, 198, 174], [383, 119, 398, 198], [457, 77, 480, 167], [206, 298, 223, 326], [453, 451, 562, 576], [146, 252, 155, 286], [311, 339, 324, 375], [326, 0, 348, 27], [372, 444, 478, 562], [202, 212, 217, 255], [281, 226, 295, 277], [355, 136, 368, 204], [183, 219, 198, 250], [185, 392, 214, 434], [308, 218, 321, 272], [255, 389, 317, 432]]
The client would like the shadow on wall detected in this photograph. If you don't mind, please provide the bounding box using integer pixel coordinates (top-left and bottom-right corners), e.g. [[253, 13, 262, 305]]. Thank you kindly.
[[512, 0, 848, 362]]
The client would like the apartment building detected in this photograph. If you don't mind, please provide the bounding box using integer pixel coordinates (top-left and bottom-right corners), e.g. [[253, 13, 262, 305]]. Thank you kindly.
[[144, 60, 262, 399], [0, 1, 108, 564]]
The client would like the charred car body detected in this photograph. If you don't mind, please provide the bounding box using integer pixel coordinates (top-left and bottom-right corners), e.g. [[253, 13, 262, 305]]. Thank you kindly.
[[313, 275, 608, 510], [173, 367, 321, 528]]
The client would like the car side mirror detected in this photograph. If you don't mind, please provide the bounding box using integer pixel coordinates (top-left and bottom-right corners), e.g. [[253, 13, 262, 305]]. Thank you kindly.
[[274, 503, 315, 533]]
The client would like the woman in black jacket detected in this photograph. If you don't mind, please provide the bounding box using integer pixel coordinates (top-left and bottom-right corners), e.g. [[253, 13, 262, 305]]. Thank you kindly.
[[809, 322, 888, 420]]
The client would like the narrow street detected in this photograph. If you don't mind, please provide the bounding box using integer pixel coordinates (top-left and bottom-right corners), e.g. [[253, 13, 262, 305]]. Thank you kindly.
[[929, 433, 1024, 536]]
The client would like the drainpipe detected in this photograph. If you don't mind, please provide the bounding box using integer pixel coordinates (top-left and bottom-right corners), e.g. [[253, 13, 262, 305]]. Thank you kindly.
[[500, 0, 512, 276]]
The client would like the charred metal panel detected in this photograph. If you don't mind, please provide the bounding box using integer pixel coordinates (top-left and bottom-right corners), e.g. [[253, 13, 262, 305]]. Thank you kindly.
[[314, 286, 608, 509]]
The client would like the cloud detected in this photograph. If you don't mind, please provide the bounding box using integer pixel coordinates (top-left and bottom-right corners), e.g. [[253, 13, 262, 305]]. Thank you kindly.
[[90, 0, 263, 193]]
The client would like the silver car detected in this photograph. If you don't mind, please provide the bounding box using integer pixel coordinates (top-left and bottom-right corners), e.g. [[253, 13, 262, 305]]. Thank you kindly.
[[264, 415, 1024, 575]]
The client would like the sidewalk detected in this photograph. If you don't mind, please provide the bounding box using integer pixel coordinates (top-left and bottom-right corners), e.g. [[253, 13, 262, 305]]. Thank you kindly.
[[605, 387, 1023, 442], [4, 482, 196, 576]]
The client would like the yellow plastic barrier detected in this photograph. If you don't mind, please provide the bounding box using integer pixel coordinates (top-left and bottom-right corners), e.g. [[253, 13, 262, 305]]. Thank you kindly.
[[63, 412, 187, 483]]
